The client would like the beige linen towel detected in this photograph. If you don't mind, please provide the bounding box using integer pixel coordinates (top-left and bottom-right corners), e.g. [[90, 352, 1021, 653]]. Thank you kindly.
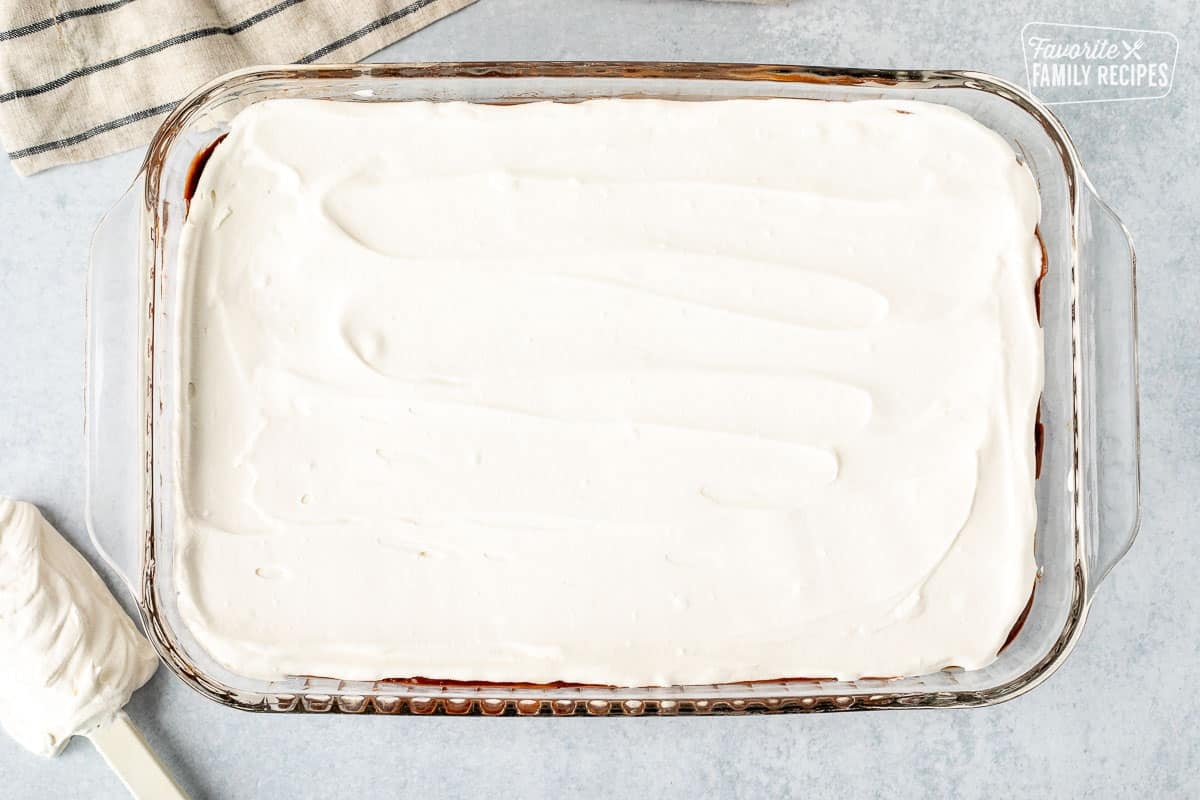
[[0, 0, 476, 175]]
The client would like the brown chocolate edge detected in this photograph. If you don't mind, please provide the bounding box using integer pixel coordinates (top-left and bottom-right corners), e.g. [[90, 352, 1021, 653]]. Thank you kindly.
[[996, 226, 1050, 656], [188, 137, 1048, 690], [183, 133, 227, 217], [382, 677, 611, 689], [1033, 227, 1048, 480]]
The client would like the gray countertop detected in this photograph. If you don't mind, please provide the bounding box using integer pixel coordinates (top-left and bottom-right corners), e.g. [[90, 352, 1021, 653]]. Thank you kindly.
[[1, 1, 1196, 797]]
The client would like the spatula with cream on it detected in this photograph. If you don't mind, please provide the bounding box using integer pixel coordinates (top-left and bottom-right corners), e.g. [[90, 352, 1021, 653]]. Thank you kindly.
[[0, 497, 186, 799]]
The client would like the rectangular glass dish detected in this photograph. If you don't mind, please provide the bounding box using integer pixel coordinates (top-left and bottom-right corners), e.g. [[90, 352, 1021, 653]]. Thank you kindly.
[[85, 62, 1141, 715]]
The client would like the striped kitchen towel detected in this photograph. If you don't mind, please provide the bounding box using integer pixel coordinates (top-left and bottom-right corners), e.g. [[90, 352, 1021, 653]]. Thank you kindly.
[[0, 0, 476, 175]]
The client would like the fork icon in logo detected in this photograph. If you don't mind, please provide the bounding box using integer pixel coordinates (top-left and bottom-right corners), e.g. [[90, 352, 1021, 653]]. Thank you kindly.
[[1122, 38, 1145, 60]]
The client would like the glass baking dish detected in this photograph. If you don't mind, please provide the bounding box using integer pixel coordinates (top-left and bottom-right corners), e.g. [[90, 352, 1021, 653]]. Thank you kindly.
[[84, 62, 1140, 715]]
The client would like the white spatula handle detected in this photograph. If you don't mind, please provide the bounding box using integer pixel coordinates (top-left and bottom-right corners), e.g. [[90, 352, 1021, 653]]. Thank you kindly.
[[87, 711, 188, 800]]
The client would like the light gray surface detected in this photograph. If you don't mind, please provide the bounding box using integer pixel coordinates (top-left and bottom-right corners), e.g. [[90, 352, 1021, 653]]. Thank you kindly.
[[0, 1, 1195, 797]]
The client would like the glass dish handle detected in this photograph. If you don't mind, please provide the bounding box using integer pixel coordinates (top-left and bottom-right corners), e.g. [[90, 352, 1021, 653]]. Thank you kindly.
[[85, 179, 145, 602], [1078, 184, 1141, 595]]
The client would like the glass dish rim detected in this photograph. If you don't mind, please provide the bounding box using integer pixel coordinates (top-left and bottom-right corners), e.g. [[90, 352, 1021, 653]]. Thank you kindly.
[[107, 60, 1138, 716]]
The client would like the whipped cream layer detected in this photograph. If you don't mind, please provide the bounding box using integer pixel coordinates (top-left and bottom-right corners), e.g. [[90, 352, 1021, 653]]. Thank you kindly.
[[176, 97, 1042, 685], [0, 499, 157, 755]]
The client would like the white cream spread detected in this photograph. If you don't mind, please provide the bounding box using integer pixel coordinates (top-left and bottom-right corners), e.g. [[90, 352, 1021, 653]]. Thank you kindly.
[[0, 499, 157, 755], [175, 97, 1042, 686]]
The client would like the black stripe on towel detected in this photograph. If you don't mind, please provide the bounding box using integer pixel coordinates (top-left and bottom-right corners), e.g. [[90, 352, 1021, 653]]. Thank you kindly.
[[0, 0, 134, 43], [7, 99, 178, 160], [0, 0, 305, 103], [297, 0, 440, 63]]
